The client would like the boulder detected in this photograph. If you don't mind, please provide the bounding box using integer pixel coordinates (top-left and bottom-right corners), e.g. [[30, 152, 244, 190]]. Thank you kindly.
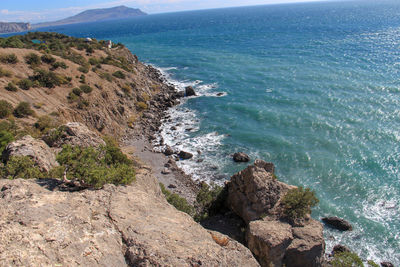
[[247, 220, 293, 267], [178, 150, 193, 160], [0, 177, 260, 267], [381, 262, 394, 267], [185, 86, 196, 97], [282, 219, 325, 267], [163, 145, 174, 156], [43, 122, 105, 148], [227, 160, 292, 223], [233, 152, 250, 162], [2, 135, 58, 172], [322, 216, 353, 231]]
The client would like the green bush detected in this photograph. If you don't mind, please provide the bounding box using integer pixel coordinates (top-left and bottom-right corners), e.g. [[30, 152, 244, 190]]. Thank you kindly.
[[281, 186, 319, 221], [17, 79, 33, 90], [0, 67, 12, 77], [77, 99, 89, 109], [30, 69, 67, 88], [34, 115, 59, 132], [72, 87, 82, 96], [5, 82, 18, 92], [24, 53, 41, 67], [0, 53, 18, 64], [100, 72, 113, 82], [78, 65, 90, 73], [195, 183, 228, 221], [41, 54, 56, 64], [0, 130, 14, 154], [367, 260, 379, 267], [160, 183, 195, 216], [89, 57, 100, 65], [331, 251, 364, 267], [80, 84, 93, 94], [136, 101, 148, 110], [13, 102, 34, 118], [112, 70, 126, 79], [56, 143, 135, 189], [51, 61, 68, 70], [1, 156, 43, 179], [0, 100, 13, 118]]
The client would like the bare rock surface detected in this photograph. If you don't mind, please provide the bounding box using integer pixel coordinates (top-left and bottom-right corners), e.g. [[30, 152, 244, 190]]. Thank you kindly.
[[228, 160, 325, 267], [227, 159, 294, 223], [233, 152, 250, 162], [43, 122, 106, 148], [2, 135, 58, 172], [0, 169, 259, 267], [322, 216, 353, 231]]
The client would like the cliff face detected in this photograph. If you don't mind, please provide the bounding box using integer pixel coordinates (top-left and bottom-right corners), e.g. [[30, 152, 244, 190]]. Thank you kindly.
[[0, 22, 31, 34]]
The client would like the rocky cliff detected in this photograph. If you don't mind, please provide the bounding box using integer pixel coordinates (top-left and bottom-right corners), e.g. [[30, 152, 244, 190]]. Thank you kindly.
[[0, 22, 31, 34]]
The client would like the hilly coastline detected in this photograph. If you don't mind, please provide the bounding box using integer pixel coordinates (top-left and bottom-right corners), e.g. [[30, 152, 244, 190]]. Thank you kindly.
[[33, 6, 147, 29], [0, 22, 31, 34], [0, 32, 392, 266]]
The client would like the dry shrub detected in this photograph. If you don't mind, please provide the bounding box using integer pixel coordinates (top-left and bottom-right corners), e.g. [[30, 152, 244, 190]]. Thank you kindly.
[[210, 233, 229, 247]]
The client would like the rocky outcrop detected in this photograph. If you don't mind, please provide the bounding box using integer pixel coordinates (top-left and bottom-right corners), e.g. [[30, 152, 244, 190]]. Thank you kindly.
[[185, 86, 196, 97], [179, 150, 193, 160], [43, 122, 106, 148], [2, 135, 58, 172], [0, 168, 259, 266], [227, 159, 292, 223], [227, 160, 325, 267], [322, 216, 353, 231], [233, 152, 250, 162]]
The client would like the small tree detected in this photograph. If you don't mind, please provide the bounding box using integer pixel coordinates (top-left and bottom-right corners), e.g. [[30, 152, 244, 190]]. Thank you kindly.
[[113, 70, 126, 79], [5, 82, 18, 92], [281, 187, 319, 221], [2, 156, 43, 179], [331, 251, 364, 267], [0, 130, 14, 154], [24, 53, 41, 67]]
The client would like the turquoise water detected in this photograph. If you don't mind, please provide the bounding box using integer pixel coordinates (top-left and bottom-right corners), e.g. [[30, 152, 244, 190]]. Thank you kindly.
[[35, 0, 400, 264]]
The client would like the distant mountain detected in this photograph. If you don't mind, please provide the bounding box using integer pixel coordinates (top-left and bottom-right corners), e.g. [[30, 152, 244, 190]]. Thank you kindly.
[[0, 22, 31, 34], [33, 6, 147, 28]]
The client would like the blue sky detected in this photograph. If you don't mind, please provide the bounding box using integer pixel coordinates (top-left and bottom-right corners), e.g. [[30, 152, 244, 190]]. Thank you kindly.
[[0, 0, 328, 23]]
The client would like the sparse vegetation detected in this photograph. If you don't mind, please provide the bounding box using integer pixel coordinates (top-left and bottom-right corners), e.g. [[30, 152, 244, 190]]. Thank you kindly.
[[0, 130, 14, 154], [29, 69, 68, 88], [1, 156, 43, 179], [195, 183, 228, 221], [17, 79, 33, 90], [72, 87, 83, 96], [99, 72, 113, 82], [137, 101, 148, 110], [0, 100, 13, 119], [0, 67, 12, 77], [24, 52, 41, 67], [55, 141, 135, 189], [80, 84, 93, 94], [0, 53, 18, 64], [113, 70, 126, 79], [5, 82, 18, 92], [281, 186, 319, 221], [160, 183, 195, 216], [41, 54, 56, 64], [78, 64, 90, 74], [13, 102, 34, 118], [331, 251, 364, 267], [34, 115, 60, 133], [51, 61, 68, 70], [367, 260, 379, 267]]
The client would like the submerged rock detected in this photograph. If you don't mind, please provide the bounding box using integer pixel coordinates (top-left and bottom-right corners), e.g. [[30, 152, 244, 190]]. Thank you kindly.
[[322, 217, 353, 231], [233, 152, 250, 162], [2, 135, 58, 172]]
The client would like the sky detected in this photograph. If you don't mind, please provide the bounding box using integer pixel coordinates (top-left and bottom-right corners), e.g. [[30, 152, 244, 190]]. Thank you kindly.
[[0, 0, 329, 23]]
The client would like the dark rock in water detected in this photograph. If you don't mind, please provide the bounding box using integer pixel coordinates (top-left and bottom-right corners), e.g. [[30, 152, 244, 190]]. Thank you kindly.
[[178, 151, 193, 160], [331, 244, 350, 255], [176, 91, 185, 98], [322, 217, 353, 231], [233, 152, 250, 163], [185, 86, 196, 97], [164, 146, 174, 156], [185, 128, 193, 132], [217, 92, 224, 96], [168, 184, 177, 189], [170, 126, 177, 131], [196, 158, 204, 163], [381, 262, 394, 267]]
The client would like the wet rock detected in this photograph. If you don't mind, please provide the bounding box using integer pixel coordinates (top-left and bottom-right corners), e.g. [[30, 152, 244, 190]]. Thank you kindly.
[[217, 92, 224, 96], [163, 146, 174, 156], [178, 151, 193, 160], [331, 244, 350, 255], [233, 152, 250, 163], [322, 217, 353, 231], [2, 135, 58, 172], [168, 184, 177, 189], [381, 262, 394, 267], [185, 86, 196, 97], [170, 126, 177, 131]]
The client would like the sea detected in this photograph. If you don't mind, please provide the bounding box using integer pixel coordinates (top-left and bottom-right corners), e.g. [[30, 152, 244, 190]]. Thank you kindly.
[[18, 0, 400, 264]]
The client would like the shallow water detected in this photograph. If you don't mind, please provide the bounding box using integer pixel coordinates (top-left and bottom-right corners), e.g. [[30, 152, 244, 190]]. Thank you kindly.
[[33, 0, 400, 264]]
